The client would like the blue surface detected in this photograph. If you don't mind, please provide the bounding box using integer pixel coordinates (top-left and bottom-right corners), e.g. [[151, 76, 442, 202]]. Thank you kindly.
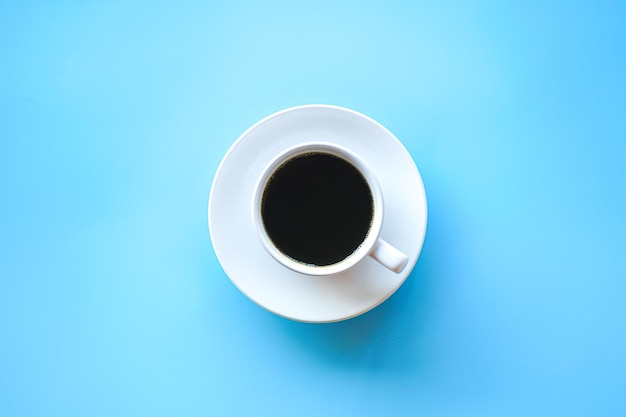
[[2, 1, 625, 416]]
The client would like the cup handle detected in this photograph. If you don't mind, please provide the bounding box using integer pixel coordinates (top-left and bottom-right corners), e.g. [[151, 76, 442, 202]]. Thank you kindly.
[[368, 238, 409, 273]]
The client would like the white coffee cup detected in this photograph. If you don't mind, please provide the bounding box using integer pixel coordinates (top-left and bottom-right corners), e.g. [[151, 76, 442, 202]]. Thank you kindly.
[[252, 142, 408, 276]]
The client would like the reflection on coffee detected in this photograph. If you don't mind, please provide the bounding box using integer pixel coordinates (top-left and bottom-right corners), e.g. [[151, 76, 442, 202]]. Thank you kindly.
[[261, 152, 374, 266]]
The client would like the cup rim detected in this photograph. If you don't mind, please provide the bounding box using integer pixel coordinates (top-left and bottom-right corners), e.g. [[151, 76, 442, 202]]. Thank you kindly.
[[252, 142, 384, 276]]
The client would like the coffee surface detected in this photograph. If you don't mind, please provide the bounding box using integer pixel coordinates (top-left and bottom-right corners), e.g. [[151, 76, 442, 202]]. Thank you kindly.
[[261, 152, 374, 266]]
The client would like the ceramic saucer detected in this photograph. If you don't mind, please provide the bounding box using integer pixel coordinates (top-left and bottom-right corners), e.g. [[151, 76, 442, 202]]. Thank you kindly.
[[208, 105, 427, 323]]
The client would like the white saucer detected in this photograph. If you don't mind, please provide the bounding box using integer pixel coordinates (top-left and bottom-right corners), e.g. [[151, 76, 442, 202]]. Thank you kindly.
[[208, 105, 427, 323]]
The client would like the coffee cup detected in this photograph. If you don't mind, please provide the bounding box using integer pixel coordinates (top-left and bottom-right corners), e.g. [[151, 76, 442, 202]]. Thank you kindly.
[[252, 142, 408, 276]]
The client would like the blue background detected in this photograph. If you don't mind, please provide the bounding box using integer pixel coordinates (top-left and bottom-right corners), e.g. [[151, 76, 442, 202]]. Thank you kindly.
[[2, 1, 625, 416]]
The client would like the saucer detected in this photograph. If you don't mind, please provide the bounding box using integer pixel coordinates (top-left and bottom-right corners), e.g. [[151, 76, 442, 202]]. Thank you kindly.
[[208, 105, 427, 323]]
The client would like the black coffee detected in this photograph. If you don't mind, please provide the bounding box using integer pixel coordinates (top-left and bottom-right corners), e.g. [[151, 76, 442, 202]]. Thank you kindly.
[[261, 152, 374, 266]]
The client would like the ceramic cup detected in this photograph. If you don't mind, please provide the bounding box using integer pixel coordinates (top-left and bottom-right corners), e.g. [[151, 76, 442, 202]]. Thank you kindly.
[[252, 142, 408, 276]]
